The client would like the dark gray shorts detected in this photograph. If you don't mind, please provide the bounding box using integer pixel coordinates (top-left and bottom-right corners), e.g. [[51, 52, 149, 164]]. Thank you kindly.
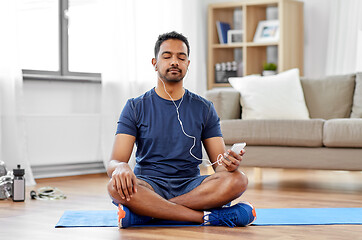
[[137, 174, 210, 200]]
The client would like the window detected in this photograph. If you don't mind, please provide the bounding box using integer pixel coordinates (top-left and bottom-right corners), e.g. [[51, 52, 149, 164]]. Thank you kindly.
[[18, 0, 102, 82]]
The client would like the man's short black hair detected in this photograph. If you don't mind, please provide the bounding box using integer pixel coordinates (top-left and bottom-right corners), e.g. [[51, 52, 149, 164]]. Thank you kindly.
[[154, 31, 190, 59]]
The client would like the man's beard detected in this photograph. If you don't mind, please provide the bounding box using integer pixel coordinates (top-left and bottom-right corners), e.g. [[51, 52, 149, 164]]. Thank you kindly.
[[159, 67, 185, 82]]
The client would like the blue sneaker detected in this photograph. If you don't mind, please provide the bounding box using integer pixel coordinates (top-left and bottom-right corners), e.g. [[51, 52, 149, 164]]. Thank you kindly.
[[203, 202, 256, 227], [118, 204, 152, 228]]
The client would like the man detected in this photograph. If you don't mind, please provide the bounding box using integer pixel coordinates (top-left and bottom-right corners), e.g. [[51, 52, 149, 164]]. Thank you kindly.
[[107, 31, 256, 228]]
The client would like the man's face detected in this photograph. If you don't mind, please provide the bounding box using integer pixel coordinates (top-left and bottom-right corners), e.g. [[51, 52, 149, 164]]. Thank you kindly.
[[153, 39, 190, 83]]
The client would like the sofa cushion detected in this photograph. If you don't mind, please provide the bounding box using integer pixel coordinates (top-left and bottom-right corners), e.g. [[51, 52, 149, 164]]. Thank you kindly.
[[323, 119, 362, 147], [221, 119, 324, 147], [204, 88, 240, 120], [229, 68, 310, 120], [300, 74, 355, 119], [237, 146, 362, 171], [351, 72, 362, 118]]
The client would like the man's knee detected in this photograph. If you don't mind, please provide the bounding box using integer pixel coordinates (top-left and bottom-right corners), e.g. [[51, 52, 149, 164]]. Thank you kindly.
[[107, 179, 155, 205], [107, 180, 136, 205], [107, 180, 122, 204], [226, 171, 248, 195]]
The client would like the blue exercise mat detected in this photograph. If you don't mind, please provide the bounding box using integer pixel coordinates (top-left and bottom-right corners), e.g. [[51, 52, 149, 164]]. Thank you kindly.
[[55, 210, 199, 227], [55, 208, 362, 228], [253, 208, 362, 226], [56, 210, 118, 227]]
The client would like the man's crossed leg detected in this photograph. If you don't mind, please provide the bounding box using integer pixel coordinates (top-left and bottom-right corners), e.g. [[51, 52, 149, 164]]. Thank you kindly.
[[107, 170, 256, 228]]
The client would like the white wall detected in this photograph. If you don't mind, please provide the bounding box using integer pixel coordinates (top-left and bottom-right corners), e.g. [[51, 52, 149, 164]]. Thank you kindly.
[[303, 0, 331, 77]]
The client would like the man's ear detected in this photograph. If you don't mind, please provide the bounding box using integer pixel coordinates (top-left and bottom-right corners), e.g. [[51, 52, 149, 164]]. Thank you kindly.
[[152, 58, 157, 71]]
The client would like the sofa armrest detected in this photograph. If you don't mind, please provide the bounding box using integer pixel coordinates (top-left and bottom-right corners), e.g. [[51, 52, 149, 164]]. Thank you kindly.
[[205, 88, 241, 120]]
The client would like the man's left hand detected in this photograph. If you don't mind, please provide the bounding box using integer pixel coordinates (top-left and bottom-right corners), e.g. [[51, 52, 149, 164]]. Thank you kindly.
[[220, 149, 244, 172]]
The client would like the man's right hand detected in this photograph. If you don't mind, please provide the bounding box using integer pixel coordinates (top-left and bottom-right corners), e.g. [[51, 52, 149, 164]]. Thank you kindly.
[[111, 162, 137, 201]]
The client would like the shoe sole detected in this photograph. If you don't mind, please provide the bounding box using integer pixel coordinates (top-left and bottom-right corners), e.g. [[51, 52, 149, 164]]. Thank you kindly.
[[118, 204, 127, 228]]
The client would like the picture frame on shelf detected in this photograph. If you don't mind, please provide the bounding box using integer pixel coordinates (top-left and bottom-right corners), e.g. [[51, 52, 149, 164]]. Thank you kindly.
[[253, 20, 279, 43], [227, 30, 243, 44]]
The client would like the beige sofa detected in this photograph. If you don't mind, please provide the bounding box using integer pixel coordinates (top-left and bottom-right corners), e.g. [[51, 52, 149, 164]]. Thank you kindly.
[[205, 73, 362, 171]]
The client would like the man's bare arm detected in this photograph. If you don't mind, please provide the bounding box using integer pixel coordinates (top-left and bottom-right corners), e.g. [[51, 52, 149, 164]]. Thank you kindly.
[[107, 134, 137, 201], [107, 134, 135, 176]]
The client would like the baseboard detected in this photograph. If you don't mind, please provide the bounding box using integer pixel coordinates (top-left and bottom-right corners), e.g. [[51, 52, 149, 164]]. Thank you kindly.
[[32, 161, 106, 179]]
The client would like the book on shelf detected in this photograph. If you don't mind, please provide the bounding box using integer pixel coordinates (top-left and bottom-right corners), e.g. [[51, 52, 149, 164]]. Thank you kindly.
[[216, 21, 231, 44]]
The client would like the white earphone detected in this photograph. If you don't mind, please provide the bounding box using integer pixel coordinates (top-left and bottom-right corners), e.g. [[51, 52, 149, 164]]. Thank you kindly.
[[157, 71, 223, 167]]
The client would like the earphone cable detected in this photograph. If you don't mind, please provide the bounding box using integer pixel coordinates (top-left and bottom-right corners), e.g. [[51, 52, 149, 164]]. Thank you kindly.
[[160, 80, 223, 166]]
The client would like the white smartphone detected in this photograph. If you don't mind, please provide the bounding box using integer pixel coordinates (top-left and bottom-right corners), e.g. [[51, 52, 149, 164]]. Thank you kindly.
[[231, 142, 246, 154]]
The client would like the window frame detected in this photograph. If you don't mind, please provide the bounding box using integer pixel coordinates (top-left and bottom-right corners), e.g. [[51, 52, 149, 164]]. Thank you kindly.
[[22, 0, 101, 83]]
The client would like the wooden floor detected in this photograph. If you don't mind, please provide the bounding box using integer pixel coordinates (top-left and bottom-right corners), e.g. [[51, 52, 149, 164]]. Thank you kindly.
[[1, 167, 362, 240]]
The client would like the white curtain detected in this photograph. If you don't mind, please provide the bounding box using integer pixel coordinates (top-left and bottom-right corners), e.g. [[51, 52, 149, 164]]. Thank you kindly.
[[325, 0, 362, 75], [356, 28, 362, 72], [100, 0, 206, 168], [0, 1, 35, 186]]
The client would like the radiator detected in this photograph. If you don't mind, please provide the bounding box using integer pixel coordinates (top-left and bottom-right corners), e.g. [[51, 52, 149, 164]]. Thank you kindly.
[[24, 114, 105, 178], [31, 161, 106, 179]]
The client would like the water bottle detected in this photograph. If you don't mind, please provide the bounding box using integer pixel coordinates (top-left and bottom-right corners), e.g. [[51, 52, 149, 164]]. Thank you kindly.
[[12, 165, 25, 202]]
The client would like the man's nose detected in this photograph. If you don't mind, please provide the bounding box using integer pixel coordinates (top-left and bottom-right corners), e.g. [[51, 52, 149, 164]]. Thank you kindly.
[[170, 56, 179, 66]]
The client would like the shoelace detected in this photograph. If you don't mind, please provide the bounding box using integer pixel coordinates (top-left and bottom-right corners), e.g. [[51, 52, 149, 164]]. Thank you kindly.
[[202, 211, 239, 228]]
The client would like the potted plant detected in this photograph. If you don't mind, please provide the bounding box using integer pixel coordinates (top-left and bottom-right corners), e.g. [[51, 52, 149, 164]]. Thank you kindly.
[[262, 63, 277, 76]]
